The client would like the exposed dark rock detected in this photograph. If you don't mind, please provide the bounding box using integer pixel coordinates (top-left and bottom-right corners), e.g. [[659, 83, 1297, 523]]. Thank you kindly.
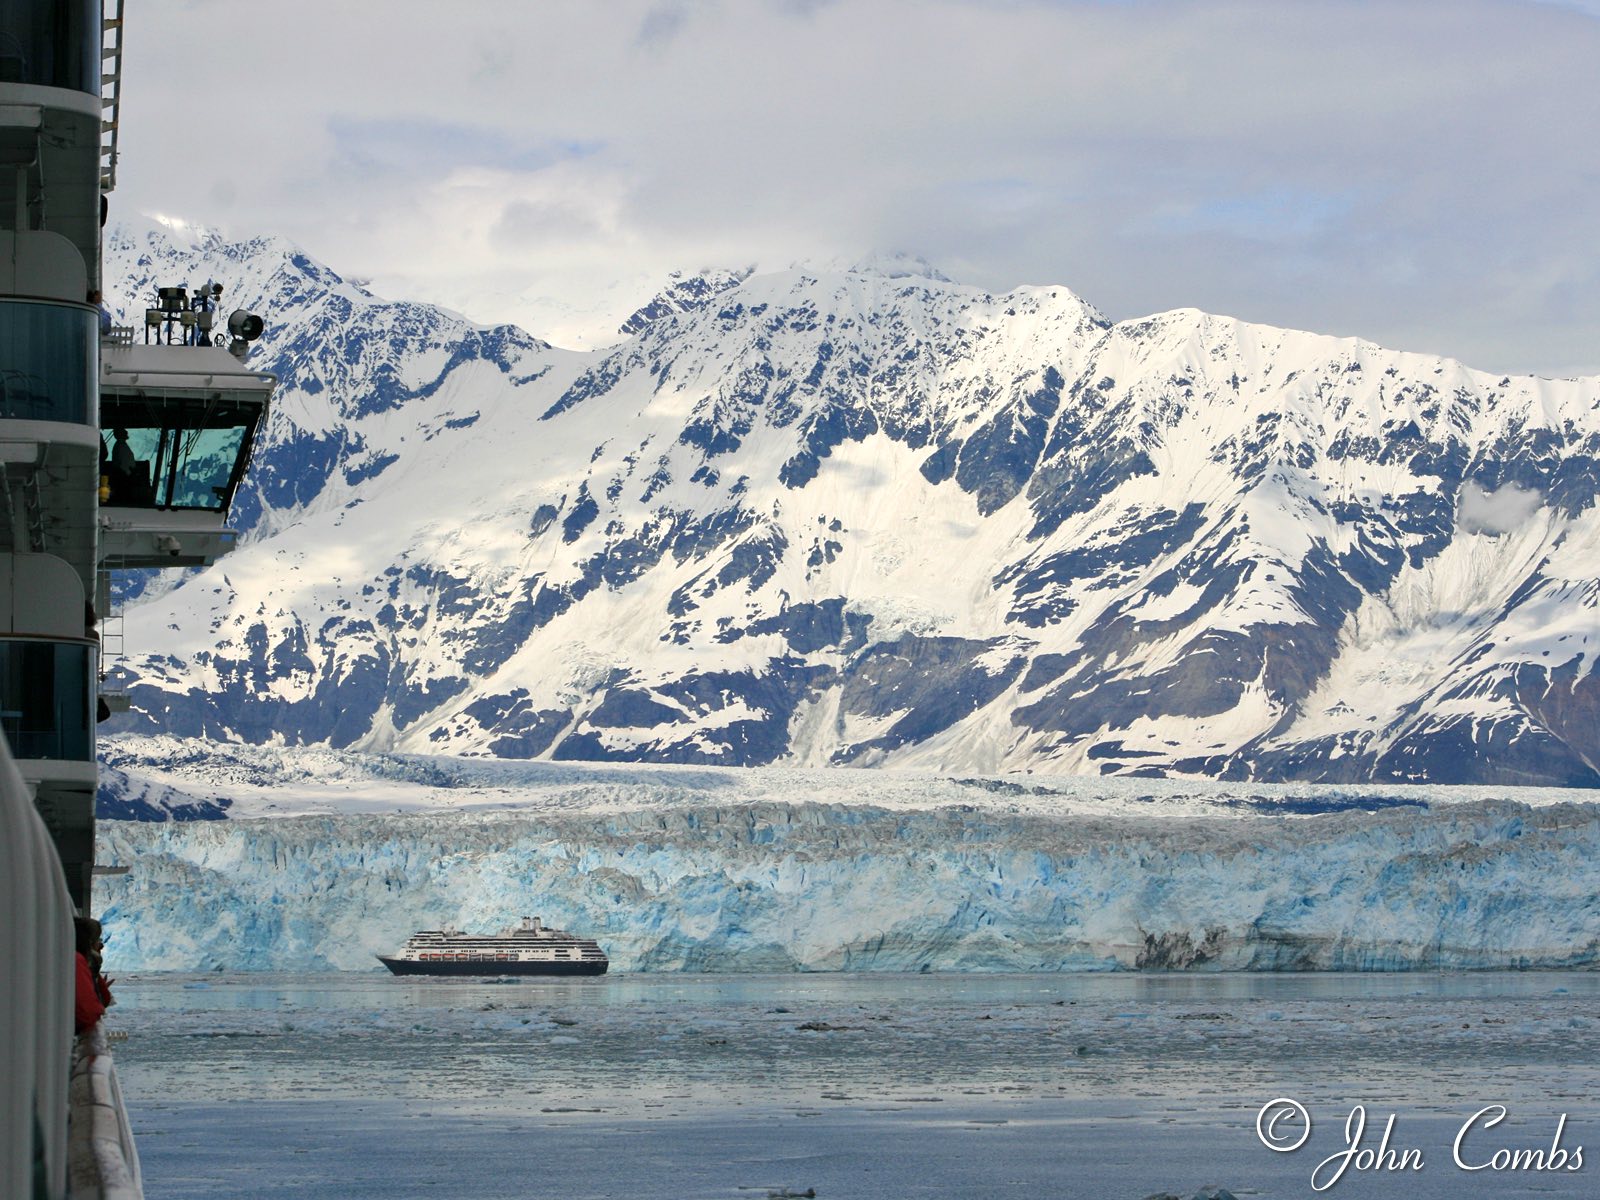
[[835, 636, 1030, 762]]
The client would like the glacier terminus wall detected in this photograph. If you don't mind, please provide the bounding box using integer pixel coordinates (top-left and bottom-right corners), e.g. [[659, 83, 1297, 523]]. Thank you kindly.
[[92, 757, 1600, 973]]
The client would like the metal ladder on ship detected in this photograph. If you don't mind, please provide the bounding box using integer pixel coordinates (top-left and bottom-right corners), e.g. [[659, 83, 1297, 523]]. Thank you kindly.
[[98, 2, 129, 722], [96, 568, 131, 715], [101, 0, 125, 193]]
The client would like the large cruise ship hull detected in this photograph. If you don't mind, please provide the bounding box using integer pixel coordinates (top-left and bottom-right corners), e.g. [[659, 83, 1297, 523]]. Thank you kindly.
[[377, 956, 608, 977]]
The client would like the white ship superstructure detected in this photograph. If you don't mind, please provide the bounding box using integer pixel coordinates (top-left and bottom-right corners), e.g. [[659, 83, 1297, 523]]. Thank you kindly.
[[379, 916, 610, 976], [1, 4, 273, 1196]]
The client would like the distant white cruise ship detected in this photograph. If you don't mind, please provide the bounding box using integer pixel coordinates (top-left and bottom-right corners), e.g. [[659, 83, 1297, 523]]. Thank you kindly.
[[378, 917, 609, 976]]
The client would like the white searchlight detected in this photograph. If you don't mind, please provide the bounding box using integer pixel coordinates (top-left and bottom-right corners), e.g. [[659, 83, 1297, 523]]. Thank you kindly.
[[227, 310, 265, 340], [226, 309, 266, 360]]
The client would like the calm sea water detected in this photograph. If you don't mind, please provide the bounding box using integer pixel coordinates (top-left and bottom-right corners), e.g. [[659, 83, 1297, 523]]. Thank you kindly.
[[112, 971, 1600, 1198]]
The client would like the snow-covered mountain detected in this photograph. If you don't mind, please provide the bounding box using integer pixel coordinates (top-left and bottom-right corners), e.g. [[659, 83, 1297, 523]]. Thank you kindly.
[[616, 266, 753, 337], [98, 221, 1600, 788], [101, 217, 551, 544]]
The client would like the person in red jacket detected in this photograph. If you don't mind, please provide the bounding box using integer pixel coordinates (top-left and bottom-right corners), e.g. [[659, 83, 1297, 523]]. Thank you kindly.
[[73, 917, 109, 1034], [88, 919, 114, 1009], [73, 951, 104, 1034]]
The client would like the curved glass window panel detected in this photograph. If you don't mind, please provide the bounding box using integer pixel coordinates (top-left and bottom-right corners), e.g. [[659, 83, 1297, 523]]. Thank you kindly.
[[0, 639, 93, 763], [100, 393, 260, 512], [0, 301, 95, 425], [0, 1, 100, 93]]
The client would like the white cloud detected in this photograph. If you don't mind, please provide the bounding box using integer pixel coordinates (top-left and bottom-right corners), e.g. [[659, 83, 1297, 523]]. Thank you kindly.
[[113, 1, 1600, 372], [1458, 481, 1545, 536]]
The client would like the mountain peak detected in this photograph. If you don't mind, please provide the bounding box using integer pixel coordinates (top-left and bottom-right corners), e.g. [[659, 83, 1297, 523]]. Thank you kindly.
[[97, 222, 1600, 789], [845, 251, 952, 282], [618, 266, 757, 336]]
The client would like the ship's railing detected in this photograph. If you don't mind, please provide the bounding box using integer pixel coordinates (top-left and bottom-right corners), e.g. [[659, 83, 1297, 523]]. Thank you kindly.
[[67, 1025, 143, 1200], [0, 738, 74, 1200]]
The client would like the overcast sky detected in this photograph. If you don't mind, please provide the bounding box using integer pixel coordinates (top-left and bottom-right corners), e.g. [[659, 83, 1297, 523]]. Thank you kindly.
[[119, 0, 1600, 374]]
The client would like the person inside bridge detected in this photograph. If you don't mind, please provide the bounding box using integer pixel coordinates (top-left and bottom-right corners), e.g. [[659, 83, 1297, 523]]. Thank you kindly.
[[104, 428, 136, 503], [109, 428, 134, 477]]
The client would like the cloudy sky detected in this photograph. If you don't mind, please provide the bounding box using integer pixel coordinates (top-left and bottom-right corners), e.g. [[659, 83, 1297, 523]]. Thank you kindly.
[[120, 0, 1600, 374]]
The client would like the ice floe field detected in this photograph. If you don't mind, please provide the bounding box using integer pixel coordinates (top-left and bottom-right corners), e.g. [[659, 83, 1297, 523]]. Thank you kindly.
[[113, 971, 1600, 1198]]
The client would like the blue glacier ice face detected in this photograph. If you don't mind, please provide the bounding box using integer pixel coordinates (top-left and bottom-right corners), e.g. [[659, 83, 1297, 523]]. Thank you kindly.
[[93, 792, 1600, 974]]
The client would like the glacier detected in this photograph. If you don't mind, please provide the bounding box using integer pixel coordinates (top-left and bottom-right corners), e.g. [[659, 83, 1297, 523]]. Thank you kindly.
[[92, 753, 1600, 973]]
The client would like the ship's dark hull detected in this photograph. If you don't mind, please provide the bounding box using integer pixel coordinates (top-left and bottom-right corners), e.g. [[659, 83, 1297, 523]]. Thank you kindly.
[[378, 956, 607, 977]]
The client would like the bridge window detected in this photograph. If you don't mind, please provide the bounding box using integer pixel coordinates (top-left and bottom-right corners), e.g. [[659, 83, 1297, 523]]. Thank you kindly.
[[101, 394, 262, 512]]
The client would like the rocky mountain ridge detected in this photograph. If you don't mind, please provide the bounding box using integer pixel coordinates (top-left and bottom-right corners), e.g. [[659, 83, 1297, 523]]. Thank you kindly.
[[99, 221, 1600, 788]]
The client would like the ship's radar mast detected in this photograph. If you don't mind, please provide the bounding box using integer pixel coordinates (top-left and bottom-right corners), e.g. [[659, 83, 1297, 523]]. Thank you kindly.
[[141, 280, 265, 361]]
